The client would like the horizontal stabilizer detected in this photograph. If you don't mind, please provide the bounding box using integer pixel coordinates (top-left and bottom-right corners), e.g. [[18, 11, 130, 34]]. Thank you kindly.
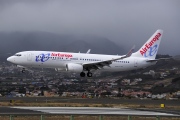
[[146, 58, 171, 62], [146, 59, 158, 62]]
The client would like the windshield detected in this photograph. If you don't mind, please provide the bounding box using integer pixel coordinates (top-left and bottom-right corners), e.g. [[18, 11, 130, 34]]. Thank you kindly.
[[14, 54, 22, 56]]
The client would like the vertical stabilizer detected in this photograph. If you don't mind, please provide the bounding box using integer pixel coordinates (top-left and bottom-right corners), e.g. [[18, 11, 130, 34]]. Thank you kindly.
[[132, 29, 163, 59]]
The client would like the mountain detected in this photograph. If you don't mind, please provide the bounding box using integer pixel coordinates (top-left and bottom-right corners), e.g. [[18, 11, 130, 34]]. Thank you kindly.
[[0, 31, 125, 61]]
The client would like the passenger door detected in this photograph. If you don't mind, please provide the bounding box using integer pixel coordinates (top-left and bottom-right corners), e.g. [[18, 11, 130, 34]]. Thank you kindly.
[[27, 53, 32, 61]]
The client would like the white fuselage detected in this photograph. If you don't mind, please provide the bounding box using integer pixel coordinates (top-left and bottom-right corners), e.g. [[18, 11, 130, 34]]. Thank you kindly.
[[7, 51, 156, 72], [7, 29, 163, 77]]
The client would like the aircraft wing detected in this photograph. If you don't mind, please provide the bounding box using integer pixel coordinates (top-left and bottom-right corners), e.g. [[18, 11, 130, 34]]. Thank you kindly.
[[82, 46, 135, 70]]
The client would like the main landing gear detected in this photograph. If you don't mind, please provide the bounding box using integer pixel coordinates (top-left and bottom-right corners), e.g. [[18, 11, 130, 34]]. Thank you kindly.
[[87, 72, 92, 77], [80, 72, 85, 77], [80, 71, 92, 77], [21, 68, 25, 73]]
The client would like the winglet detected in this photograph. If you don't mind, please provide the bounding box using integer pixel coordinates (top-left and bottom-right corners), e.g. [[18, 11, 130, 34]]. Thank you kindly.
[[126, 45, 135, 57], [86, 49, 91, 54]]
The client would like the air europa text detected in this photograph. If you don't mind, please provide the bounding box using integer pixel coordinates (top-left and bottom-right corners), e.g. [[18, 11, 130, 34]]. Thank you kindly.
[[51, 53, 73, 58], [140, 33, 161, 56]]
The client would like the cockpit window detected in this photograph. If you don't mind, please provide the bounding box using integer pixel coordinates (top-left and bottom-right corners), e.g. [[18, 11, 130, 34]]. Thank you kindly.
[[14, 54, 22, 56]]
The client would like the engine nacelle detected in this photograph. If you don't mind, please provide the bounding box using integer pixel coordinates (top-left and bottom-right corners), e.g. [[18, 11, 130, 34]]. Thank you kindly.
[[66, 63, 83, 72]]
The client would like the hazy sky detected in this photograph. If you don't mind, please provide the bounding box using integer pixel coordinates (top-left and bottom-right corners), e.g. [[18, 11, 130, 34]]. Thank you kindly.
[[0, 0, 179, 55]]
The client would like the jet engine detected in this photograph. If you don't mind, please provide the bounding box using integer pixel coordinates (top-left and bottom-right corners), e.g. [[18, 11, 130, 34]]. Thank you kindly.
[[66, 63, 83, 72]]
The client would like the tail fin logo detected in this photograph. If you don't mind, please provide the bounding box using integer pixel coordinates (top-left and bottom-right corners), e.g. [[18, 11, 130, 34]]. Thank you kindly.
[[140, 33, 161, 56], [144, 44, 158, 57]]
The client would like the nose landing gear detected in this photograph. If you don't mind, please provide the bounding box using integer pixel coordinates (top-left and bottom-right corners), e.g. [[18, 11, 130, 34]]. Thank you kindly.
[[22, 68, 25, 73]]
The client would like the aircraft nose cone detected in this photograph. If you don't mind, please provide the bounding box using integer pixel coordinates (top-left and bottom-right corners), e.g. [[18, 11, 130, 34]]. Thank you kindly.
[[7, 57, 10, 62], [7, 56, 14, 63]]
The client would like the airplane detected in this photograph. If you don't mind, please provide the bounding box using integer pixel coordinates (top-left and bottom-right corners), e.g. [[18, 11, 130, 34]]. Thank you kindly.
[[7, 29, 163, 77]]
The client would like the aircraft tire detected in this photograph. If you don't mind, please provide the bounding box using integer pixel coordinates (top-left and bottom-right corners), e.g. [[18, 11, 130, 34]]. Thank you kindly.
[[21, 68, 25, 73], [22, 70, 25, 73], [80, 72, 85, 77], [87, 72, 92, 77]]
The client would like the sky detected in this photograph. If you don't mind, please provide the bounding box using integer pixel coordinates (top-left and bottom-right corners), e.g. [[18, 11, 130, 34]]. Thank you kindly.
[[0, 0, 179, 55]]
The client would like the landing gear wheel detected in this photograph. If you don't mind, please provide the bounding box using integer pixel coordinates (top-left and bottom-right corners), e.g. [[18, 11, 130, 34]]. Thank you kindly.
[[87, 72, 92, 77], [22, 68, 25, 73], [80, 72, 85, 77]]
